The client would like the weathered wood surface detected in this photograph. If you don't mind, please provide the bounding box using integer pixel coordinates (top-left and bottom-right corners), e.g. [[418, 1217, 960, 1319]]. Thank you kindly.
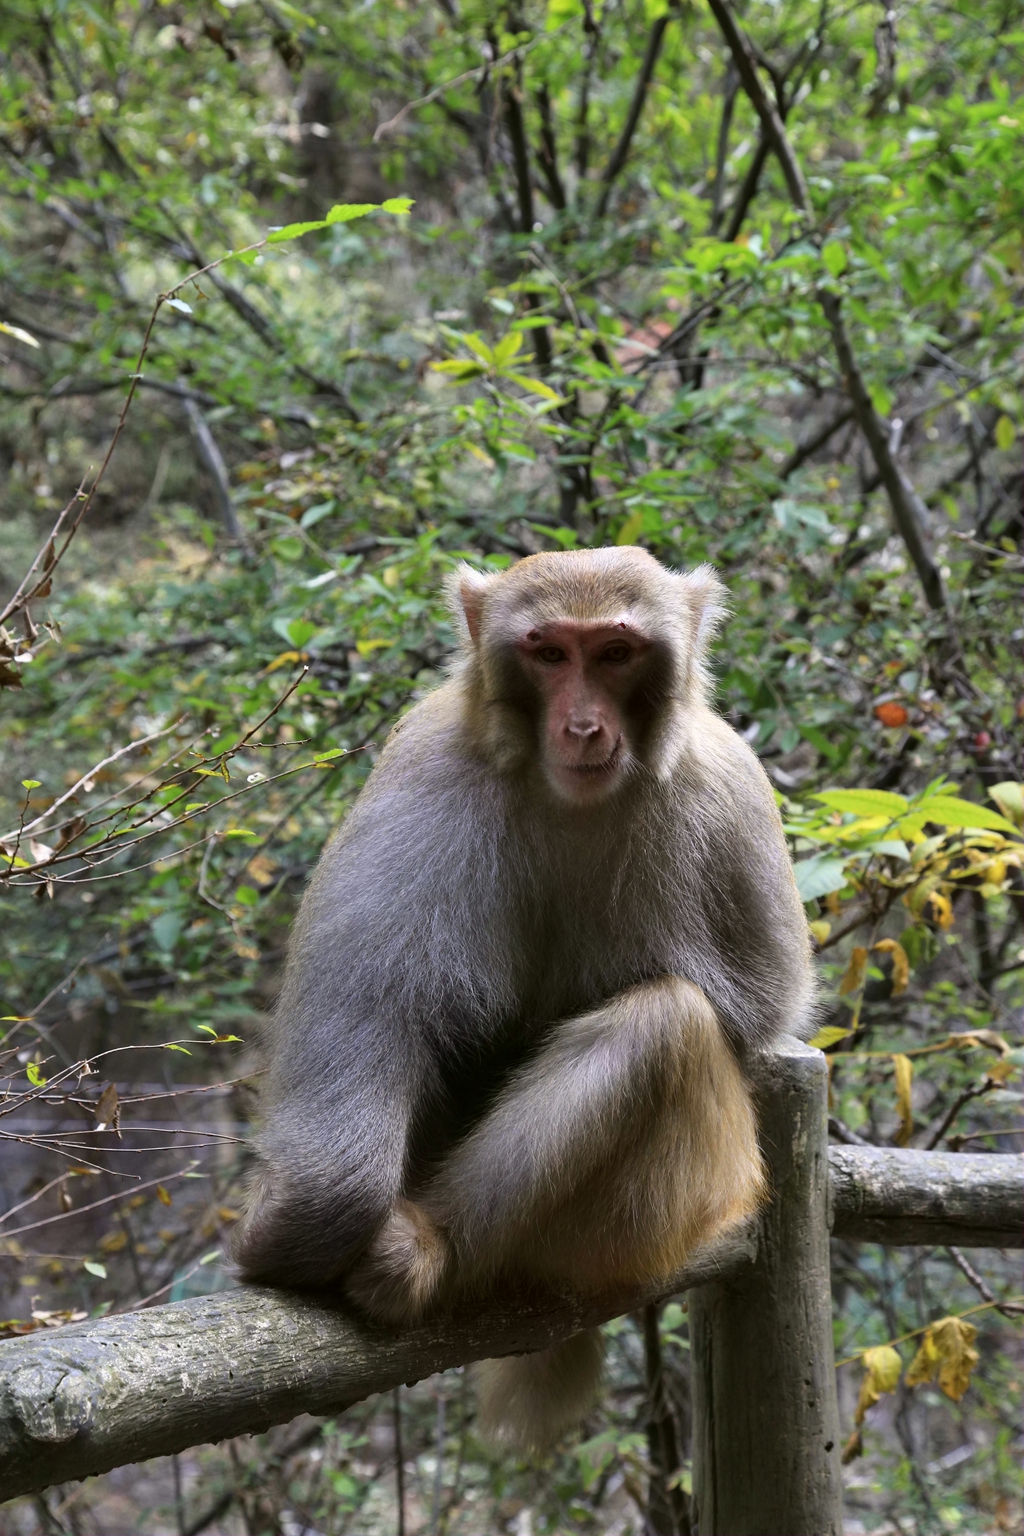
[[0, 1232, 755, 1503], [1, 1054, 1020, 1506], [830, 1145, 1024, 1247], [690, 1037, 844, 1536]]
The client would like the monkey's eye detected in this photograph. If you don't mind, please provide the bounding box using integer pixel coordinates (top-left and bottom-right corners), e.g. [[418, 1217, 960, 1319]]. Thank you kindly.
[[535, 645, 567, 665], [601, 642, 633, 664]]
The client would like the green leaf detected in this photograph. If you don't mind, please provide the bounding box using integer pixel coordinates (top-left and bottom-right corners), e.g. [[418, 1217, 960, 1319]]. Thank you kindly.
[[26, 1061, 48, 1087], [152, 911, 183, 952], [283, 618, 318, 648], [83, 1260, 107, 1279], [794, 855, 849, 901], [912, 794, 1019, 836], [994, 415, 1016, 451], [266, 198, 412, 244], [821, 241, 847, 276], [506, 372, 563, 402], [616, 509, 648, 546], [269, 536, 305, 562], [491, 331, 524, 366], [300, 500, 336, 529], [430, 359, 486, 381], [988, 782, 1023, 828], [813, 789, 908, 818]]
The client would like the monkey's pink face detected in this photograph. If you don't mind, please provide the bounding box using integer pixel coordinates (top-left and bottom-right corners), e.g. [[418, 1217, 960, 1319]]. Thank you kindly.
[[517, 620, 651, 804]]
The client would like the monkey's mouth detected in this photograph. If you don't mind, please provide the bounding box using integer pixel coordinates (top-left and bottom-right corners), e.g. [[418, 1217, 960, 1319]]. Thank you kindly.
[[571, 755, 618, 776], [560, 740, 624, 789]]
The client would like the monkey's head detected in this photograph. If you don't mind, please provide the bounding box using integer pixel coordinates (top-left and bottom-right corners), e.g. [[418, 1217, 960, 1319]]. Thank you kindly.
[[450, 547, 726, 805]]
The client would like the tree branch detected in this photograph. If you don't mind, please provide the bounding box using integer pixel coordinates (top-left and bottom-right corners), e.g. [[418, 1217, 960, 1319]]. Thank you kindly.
[[706, 0, 950, 618], [595, 4, 677, 220], [535, 83, 568, 211]]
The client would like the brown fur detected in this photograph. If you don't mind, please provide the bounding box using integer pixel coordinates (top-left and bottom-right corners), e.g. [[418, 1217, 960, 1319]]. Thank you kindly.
[[233, 548, 814, 1453]]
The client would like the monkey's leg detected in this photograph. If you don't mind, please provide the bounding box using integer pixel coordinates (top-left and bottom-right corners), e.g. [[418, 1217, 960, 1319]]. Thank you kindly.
[[427, 976, 764, 1454], [426, 975, 764, 1293], [345, 1197, 451, 1325]]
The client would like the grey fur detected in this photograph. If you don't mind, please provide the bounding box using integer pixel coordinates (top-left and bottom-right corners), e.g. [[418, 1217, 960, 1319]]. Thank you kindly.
[[233, 547, 814, 1445]]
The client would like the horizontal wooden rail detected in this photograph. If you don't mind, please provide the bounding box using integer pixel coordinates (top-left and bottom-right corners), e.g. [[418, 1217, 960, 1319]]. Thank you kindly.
[[830, 1145, 1023, 1247], [0, 1146, 1019, 1503], [0, 1234, 754, 1502]]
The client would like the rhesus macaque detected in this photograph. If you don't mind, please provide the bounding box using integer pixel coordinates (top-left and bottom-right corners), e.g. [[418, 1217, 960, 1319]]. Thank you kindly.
[[234, 546, 814, 1452]]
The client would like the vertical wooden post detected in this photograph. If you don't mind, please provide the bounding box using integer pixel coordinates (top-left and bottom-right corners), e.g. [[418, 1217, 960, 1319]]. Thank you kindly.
[[689, 1036, 843, 1536]]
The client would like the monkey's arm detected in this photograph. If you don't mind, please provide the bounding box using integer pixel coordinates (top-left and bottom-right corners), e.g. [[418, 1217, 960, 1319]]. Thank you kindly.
[[231, 955, 423, 1287], [234, 712, 518, 1289], [677, 712, 816, 1050]]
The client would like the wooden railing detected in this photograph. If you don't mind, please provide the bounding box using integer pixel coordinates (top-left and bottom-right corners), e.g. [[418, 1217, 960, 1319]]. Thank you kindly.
[[1, 1037, 1021, 1534]]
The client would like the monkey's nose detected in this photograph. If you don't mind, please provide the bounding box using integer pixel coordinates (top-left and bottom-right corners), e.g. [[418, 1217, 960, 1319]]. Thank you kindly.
[[566, 720, 601, 740]]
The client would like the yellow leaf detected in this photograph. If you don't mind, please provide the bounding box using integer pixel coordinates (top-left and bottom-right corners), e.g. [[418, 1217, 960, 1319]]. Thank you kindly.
[[245, 853, 278, 887], [985, 1058, 1016, 1084], [855, 1344, 903, 1423], [947, 1029, 1009, 1055], [382, 565, 401, 588], [874, 938, 910, 994], [808, 1024, 853, 1050], [892, 1053, 914, 1145], [808, 919, 831, 945], [263, 649, 306, 673], [841, 1428, 863, 1464], [924, 890, 954, 929], [839, 946, 868, 996], [156, 1185, 172, 1206], [906, 1318, 978, 1402]]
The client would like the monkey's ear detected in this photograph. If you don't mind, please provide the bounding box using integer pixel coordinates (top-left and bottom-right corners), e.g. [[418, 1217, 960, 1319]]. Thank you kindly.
[[447, 563, 495, 646], [677, 564, 728, 656]]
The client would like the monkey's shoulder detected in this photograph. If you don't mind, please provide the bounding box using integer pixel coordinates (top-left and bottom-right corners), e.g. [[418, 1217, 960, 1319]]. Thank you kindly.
[[370, 680, 478, 777], [318, 686, 510, 884], [674, 705, 781, 818]]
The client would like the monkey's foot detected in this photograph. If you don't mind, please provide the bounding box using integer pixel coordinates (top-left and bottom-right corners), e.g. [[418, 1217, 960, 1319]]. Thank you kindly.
[[347, 1198, 449, 1325]]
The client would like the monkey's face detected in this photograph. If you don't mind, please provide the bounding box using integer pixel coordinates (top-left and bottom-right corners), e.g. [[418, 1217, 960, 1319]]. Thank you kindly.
[[515, 619, 651, 804], [453, 547, 725, 795]]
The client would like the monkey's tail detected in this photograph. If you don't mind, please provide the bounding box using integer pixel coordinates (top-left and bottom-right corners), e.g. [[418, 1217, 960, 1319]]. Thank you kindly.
[[475, 1329, 605, 1455]]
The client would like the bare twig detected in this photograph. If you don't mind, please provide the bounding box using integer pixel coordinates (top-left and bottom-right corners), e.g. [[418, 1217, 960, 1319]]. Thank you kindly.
[[182, 394, 255, 557], [0, 722, 181, 849]]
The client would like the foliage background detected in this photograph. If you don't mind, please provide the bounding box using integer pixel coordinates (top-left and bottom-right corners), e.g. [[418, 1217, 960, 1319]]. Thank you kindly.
[[0, 1, 1021, 1532]]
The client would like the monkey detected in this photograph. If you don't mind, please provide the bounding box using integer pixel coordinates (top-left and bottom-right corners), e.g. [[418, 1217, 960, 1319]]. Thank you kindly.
[[233, 545, 814, 1453]]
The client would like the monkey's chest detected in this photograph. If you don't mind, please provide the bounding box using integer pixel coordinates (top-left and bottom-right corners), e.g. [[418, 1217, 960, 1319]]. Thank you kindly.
[[515, 868, 682, 1021]]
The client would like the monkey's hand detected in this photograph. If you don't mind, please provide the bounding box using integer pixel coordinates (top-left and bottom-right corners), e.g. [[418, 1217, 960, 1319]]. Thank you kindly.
[[345, 1199, 450, 1326]]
